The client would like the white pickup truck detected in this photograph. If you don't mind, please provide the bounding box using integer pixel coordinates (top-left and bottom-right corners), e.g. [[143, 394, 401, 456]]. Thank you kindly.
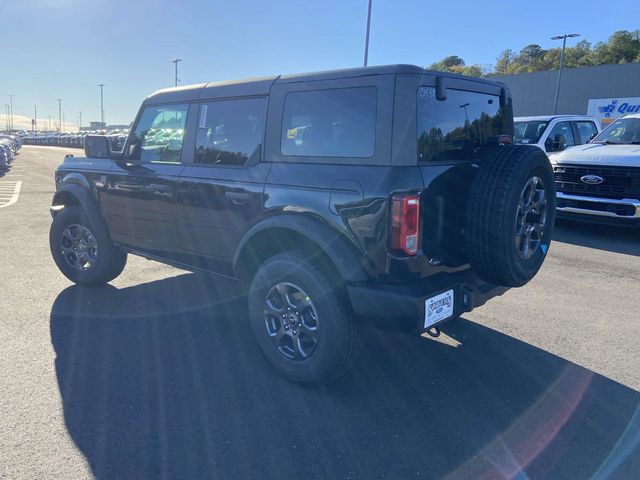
[[514, 115, 600, 154], [549, 114, 640, 225]]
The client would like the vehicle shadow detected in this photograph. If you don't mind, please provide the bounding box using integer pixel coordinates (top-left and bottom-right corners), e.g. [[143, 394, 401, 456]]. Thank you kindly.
[[50, 274, 640, 480], [553, 220, 640, 257]]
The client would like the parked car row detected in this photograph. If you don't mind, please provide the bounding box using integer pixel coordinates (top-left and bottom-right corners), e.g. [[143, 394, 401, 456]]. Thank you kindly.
[[0, 134, 22, 169], [20, 130, 129, 152]]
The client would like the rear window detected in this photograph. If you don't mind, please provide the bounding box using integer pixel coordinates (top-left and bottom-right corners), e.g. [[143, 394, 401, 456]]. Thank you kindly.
[[281, 87, 376, 158], [417, 87, 509, 162]]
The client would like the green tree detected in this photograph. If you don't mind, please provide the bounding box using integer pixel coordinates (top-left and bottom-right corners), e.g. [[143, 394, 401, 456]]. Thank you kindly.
[[428, 55, 484, 77], [429, 55, 465, 71], [433, 30, 640, 77], [495, 49, 515, 75]]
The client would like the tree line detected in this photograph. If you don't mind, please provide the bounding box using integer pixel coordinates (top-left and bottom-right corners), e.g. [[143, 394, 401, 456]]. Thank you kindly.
[[428, 30, 640, 77]]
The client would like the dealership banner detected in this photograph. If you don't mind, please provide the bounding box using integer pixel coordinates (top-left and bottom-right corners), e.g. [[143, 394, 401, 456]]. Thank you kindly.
[[587, 97, 640, 127]]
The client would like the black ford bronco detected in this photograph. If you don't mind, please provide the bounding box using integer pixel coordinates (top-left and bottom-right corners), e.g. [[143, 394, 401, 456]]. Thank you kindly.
[[49, 65, 555, 384]]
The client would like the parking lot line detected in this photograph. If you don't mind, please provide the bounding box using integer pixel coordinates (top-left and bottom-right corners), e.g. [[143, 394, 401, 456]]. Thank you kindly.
[[0, 181, 22, 209]]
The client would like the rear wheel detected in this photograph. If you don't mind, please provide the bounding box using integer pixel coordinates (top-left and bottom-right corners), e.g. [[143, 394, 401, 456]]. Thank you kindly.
[[466, 145, 556, 287], [50, 206, 127, 286], [248, 252, 360, 385]]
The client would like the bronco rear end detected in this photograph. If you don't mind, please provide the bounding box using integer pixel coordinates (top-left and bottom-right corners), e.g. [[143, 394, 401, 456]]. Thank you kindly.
[[348, 70, 555, 336]]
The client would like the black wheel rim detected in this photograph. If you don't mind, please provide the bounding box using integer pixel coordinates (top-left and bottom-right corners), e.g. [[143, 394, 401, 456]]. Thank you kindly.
[[515, 176, 547, 259], [263, 282, 319, 361], [60, 224, 98, 271]]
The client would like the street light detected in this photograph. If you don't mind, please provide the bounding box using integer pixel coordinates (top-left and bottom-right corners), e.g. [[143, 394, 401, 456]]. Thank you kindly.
[[34, 105, 37, 131], [98, 84, 105, 126], [551, 33, 580, 115], [459, 102, 470, 122], [57, 99, 62, 133], [8, 95, 14, 131], [363, 0, 373, 67], [170, 58, 182, 87]]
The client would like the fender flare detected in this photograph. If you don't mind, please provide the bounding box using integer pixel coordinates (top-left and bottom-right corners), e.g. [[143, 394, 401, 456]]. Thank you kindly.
[[50, 181, 110, 237], [233, 214, 368, 283]]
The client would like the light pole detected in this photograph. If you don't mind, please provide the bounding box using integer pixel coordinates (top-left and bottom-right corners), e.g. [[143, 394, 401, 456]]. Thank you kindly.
[[460, 103, 470, 122], [9, 95, 13, 131], [363, 0, 373, 67], [170, 58, 182, 87], [57, 99, 62, 132], [79, 111, 82, 130], [34, 105, 37, 131], [98, 84, 105, 126], [551, 33, 580, 115]]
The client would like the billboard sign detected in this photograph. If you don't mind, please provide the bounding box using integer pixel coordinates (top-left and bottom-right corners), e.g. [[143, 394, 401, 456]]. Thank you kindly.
[[587, 97, 640, 128]]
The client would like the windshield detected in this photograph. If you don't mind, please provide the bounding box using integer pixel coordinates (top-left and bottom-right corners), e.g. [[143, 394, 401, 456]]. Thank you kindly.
[[592, 117, 640, 144], [514, 120, 549, 144]]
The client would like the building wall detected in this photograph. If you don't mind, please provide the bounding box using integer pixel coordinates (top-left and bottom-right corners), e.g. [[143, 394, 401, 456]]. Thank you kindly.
[[491, 63, 640, 116]]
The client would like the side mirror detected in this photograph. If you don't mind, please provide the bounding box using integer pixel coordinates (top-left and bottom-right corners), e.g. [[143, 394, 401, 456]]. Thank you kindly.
[[554, 133, 566, 151], [84, 135, 112, 158], [589, 132, 598, 142]]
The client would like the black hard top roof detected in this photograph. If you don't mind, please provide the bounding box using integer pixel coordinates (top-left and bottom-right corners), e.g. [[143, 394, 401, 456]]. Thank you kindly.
[[143, 64, 504, 105]]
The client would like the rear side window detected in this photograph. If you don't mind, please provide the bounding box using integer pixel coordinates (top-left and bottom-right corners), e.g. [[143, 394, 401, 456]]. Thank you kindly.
[[575, 121, 598, 144], [130, 105, 188, 163], [281, 87, 377, 158], [417, 88, 508, 162], [195, 97, 266, 166]]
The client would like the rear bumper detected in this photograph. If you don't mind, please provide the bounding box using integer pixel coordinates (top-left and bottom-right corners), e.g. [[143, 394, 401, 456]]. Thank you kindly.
[[556, 192, 640, 224], [347, 271, 508, 333]]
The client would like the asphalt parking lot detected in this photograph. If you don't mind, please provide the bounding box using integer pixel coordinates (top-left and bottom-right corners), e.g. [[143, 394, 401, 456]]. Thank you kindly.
[[1, 146, 639, 479]]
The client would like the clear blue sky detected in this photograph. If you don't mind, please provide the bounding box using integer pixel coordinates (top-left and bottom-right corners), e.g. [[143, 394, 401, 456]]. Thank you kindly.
[[2, 0, 639, 129]]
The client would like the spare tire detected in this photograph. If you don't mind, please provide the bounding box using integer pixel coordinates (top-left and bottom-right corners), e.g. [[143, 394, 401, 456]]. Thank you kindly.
[[466, 145, 555, 287]]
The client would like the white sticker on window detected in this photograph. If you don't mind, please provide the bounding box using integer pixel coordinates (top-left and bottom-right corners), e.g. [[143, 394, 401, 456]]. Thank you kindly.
[[419, 87, 436, 98], [199, 105, 208, 128]]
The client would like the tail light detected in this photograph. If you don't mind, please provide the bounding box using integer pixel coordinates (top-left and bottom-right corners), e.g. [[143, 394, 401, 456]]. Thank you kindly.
[[391, 194, 420, 256]]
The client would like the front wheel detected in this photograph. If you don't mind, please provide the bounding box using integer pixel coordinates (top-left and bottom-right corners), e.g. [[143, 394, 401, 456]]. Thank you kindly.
[[49, 206, 127, 286], [248, 252, 361, 385]]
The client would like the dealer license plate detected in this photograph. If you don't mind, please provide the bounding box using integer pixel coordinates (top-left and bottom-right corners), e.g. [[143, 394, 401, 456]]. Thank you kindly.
[[424, 289, 454, 328]]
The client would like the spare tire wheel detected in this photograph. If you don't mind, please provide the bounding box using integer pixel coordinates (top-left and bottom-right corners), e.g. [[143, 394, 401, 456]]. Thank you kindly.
[[466, 145, 556, 288]]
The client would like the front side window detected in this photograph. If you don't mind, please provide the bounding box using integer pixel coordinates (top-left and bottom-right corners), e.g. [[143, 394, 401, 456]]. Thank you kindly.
[[545, 122, 575, 151], [129, 105, 188, 163], [281, 87, 377, 158], [417, 88, 509, 162], [195, 98, 266, 166]]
